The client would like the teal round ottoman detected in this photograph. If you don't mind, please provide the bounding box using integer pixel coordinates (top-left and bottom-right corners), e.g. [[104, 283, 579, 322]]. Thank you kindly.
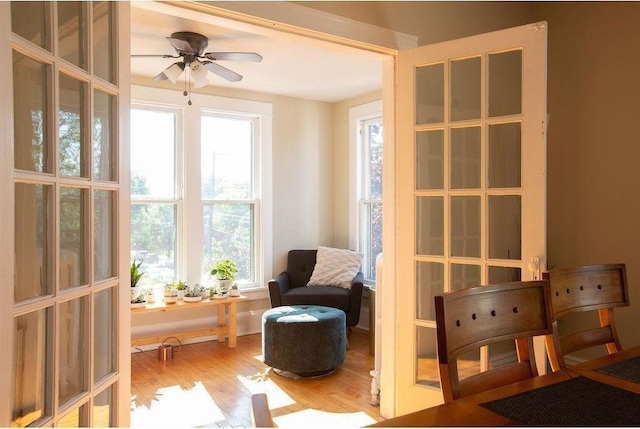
[[262, 305, 346, 377]]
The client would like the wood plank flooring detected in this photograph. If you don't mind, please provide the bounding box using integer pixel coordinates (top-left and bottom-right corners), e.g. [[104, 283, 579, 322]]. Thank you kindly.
[[131, 328, 385, 428]]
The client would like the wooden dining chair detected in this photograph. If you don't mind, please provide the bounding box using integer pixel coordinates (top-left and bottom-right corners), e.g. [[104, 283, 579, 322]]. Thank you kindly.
[[542, 263, 629, 372], [435, 280, 553, 403], [251, 393, 277, 428]]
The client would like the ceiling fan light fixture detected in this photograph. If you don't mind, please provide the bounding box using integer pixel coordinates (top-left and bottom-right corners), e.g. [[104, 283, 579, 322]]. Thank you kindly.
[[190, 60, 209, 88], [163, 62, 186, 84]]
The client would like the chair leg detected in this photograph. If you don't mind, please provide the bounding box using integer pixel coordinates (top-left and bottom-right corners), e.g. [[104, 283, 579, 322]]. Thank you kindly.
[[346, 327, 352, 350]]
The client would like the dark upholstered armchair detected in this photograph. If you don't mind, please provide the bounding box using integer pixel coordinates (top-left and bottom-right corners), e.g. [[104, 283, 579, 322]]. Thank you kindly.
[[268, 249, 364, 328]]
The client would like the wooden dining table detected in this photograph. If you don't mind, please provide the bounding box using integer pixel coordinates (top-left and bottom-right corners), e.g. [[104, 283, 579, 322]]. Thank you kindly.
[[369, 345, 640, 427]]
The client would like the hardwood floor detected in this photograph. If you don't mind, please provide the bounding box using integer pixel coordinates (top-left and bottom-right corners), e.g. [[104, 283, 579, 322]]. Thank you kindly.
[[131, 328, 385, 428]]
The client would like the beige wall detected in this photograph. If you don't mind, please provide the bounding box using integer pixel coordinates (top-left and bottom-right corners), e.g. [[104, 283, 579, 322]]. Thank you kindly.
[[296, 1, 535, 45], [534, 2, 640, 349]]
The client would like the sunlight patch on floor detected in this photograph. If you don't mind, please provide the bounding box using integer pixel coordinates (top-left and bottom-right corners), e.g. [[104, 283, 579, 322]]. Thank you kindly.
[[273, 409, 377, 428], [237, 370, 296, 409], [130, 382, 225, 427]]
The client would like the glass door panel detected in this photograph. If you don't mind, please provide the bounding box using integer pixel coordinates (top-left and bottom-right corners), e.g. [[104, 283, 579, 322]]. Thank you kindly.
[[416, 63, 444, 125], [450, 127, 481, 189], [15, 183, 53, 302], [450, 196, 481, 258], [416, 130, 444, 190], [488, 50, 522, 117], [488, 122, 521, 188], [12, 307, 54, 427], [416, 197, 444, 256], [416, 327, 439, 388], [488, 266, 522, 283], [93, 385, 115, 427], [450, 263, 481, 291], [58, 1, 86, 70], [92, 1, 114, 83], [94, 190, 115, 282], [488, 195, 522, 260], [13, 51, 51, 173], [416, 261, 444, 321], [59, 297, 89, 406], [11, 1, 50, 50], [59, 187, 88, 289], [59, 73, 88, 178], [94, 288, 115, 381], [93, 89, 115, 182], [450, 57, 481, 121]]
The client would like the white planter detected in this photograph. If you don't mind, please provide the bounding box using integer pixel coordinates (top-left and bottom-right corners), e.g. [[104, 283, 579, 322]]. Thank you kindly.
[[145, 292, 156, 304], [164, 290, 178, 304], [217, 279, 234, 290], [177, 289, 185, 300], [229, 288, 240, 297], [131, 286, 142, 302], [212, 293, 228, 300], [183, 295, 203, 303]]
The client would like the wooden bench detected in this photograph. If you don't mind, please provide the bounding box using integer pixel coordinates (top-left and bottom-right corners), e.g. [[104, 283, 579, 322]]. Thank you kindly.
[[131, 295, 248, 348]]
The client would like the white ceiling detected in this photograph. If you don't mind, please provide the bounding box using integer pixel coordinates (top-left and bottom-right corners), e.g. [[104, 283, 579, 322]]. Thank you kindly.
[[130, 2, 384, 103]]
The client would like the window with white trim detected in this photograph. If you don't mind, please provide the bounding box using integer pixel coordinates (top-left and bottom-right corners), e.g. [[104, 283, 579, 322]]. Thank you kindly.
[[350, 100, 383, 284], [130, 88, 272, 295]]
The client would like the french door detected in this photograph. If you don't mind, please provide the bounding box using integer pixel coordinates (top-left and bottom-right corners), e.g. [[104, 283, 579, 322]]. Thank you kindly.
[[392, 22, 547, 415], [1, 2, 131, 426]]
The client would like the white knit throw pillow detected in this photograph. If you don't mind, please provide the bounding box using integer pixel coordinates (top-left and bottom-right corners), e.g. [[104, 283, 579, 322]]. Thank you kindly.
[[307, 246, 363, 289]]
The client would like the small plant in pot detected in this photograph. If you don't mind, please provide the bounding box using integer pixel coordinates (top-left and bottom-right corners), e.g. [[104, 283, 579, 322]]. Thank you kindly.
[[131, 258, 145, 302], [210, 258, 238, 291], [184, 284, 203, 303], [229, 283, 240, 297], [142, 287, 156, 304], [163, 283, 178, 304], [171, 280, 188, 300], [211, 284, 228, 299]]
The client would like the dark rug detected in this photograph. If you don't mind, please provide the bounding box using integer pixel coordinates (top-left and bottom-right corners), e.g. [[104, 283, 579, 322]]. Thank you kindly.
[[596, 356, 640, 384], [479, 376, 640, 426]]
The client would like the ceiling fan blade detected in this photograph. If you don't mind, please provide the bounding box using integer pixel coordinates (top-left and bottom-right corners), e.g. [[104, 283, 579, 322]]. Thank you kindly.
[[203, 52, 263, 62], [153, 62, 185, 83], [131, 54, 180, 59], [203, 61, 243, 82], [166, 36, 198, 55]]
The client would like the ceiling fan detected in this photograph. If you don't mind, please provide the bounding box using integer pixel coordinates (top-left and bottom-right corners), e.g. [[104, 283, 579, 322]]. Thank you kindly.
[[132, 31, 263, 98]]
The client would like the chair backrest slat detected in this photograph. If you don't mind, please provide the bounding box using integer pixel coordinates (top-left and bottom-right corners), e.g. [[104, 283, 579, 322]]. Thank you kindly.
[[435, 280, 553, 403]]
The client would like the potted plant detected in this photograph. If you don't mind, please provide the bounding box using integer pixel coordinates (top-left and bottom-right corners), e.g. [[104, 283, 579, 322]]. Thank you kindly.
[[211, 283, 229, 299], [229, 283, 240, 297], [172, 280, 188, 300], [131, 294, 147, 308], [131, 258, 145, 302], [183, 284, 203, 303], [163, 283, 178, 304], [210, 258, 238, 291], [143, 287, 156, 304]]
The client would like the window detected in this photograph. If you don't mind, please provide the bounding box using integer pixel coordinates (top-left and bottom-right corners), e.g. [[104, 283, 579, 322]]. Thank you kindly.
[[201, 114, 257, 283], [350, 101, 383, 283], [130, 107, 180, 287], [131, 87, 272, 295]]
